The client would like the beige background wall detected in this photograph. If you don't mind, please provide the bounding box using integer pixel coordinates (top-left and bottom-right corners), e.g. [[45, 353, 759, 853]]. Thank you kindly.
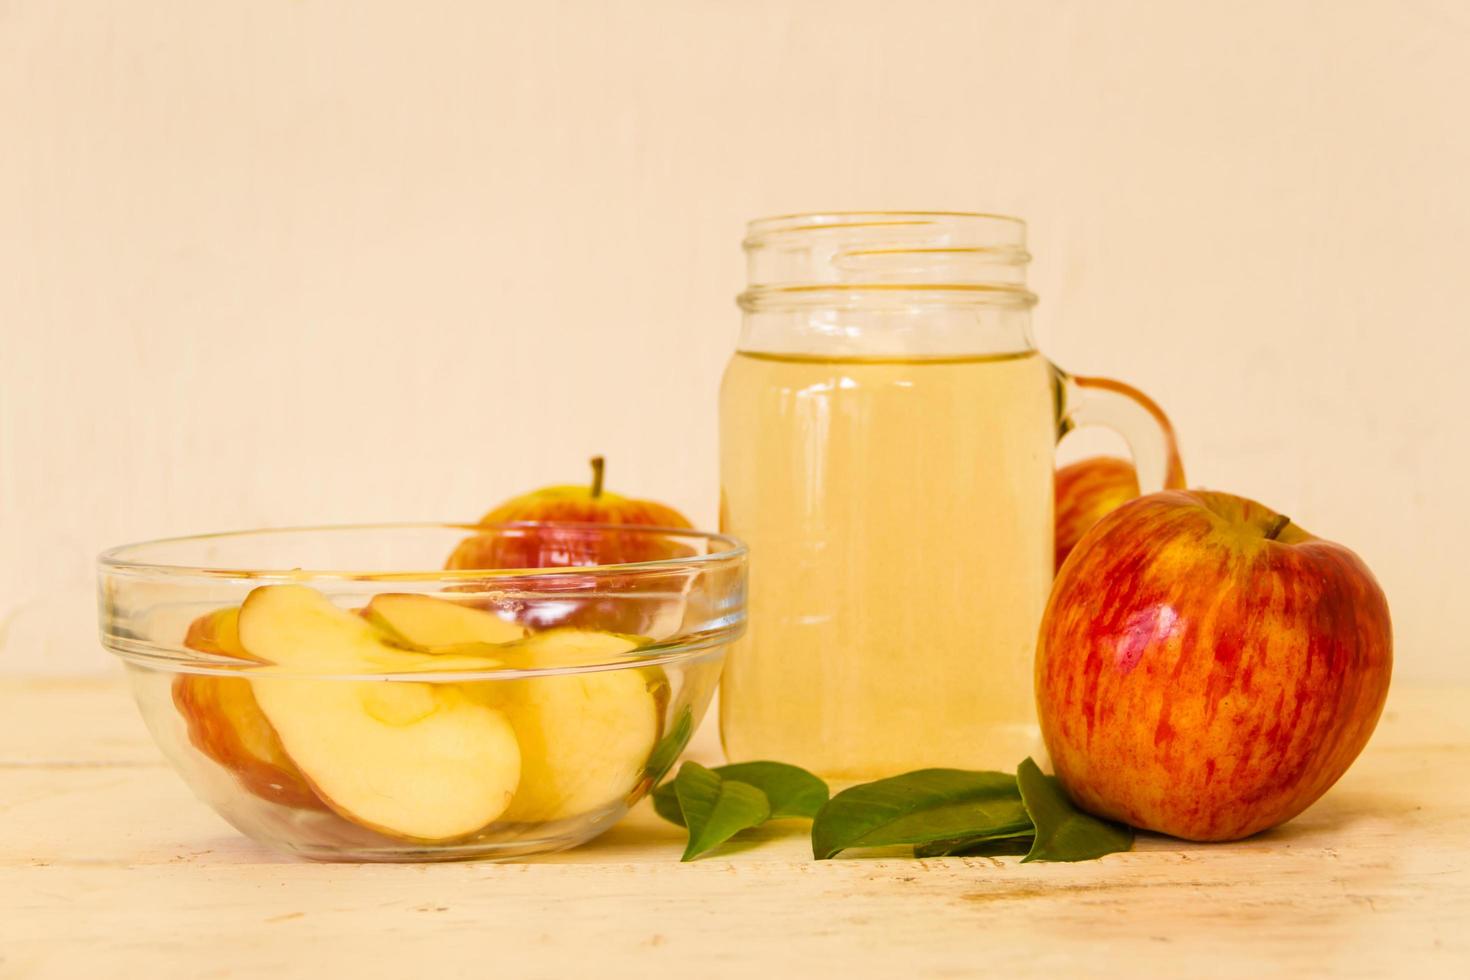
[[2, 0, 1466, 677]]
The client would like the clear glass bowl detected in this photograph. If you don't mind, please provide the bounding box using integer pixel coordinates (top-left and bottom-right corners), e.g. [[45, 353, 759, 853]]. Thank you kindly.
[[97, 523, 746, 862]]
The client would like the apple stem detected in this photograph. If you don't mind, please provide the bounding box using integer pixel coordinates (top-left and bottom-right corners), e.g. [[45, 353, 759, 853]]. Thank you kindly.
[[590, 456, 605, 499], [1265, 514, 1291, 541]]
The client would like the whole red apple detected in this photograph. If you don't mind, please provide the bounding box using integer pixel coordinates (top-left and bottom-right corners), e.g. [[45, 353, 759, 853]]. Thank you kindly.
[[444, 457, 695, 632], [1036, 489, 1392, 841], [445, 456, 693, 570], [1054, 457, 1141, 572]]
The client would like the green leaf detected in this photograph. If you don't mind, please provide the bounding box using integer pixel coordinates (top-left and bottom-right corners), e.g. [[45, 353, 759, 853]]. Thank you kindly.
[[652, 778, 687, 826], [674, 762, 771, 861], [653, 761, 828, 826], [716, 762, 829, 819], [811, 769, 1032, 860], [1016, 757, 1134, 863], [644, 706, 694, 784], [913, 832, 1034, 858]]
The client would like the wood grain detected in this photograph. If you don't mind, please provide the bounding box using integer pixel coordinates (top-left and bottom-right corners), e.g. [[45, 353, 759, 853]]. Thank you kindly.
[[1, 678, 1466, 978]]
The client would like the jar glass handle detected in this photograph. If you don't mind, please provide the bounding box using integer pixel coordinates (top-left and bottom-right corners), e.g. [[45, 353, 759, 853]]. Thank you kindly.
[[1052, 366, 1186, 493]]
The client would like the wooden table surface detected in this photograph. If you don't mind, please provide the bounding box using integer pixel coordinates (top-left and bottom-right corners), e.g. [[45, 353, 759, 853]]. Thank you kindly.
[[2, 676, 1466, 979]]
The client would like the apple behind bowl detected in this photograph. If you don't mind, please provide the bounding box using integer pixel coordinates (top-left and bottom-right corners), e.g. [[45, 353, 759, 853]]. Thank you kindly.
[[445, 456, 695, 571]]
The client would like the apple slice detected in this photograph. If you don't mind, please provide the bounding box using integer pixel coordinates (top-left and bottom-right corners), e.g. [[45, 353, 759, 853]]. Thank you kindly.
[[173, 604, 323, 810], [497, 627, 651, 669], [172, 673, 325, 811], [183, 606, 252, 660], [238, 585, 502, 673], [251, 678, 520, 841], [365, 593, 525, 650], [494, 628, 661, 823], [238, 585, 521, 841]]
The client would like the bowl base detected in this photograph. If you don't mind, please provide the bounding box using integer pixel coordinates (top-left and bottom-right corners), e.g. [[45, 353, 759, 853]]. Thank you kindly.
[[277, 829, 597, 863]]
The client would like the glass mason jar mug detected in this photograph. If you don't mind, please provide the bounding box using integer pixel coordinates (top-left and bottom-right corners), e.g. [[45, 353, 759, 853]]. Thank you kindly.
[[718, 212, 1182, 779]]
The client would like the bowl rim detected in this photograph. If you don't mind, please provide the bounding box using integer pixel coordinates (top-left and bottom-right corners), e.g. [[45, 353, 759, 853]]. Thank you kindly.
[[97, 520, 747, 581], [105, 629, 736, 681], [98, 521, 746, 679]]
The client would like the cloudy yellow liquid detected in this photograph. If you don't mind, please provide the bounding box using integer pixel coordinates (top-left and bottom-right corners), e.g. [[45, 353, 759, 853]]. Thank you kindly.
[[719, 350, 1056, 778]]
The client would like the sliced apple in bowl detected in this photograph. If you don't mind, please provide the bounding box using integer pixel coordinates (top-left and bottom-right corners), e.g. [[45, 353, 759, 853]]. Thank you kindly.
[[492, 629, 662, 823], [250, 678, 520, 842], [236, 585, 522, 842], [172, 605, 326, 811], [172, 672, 326, 811], [353, 595, 661, 824], [238, 585, 505, 674], [182, 606, 252, 660], [364, 593, 525, 651]]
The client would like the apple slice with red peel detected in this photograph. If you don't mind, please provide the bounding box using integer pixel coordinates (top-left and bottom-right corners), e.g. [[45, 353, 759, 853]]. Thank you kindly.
[[173, 604, 324, 810], [494, 628, 661, 823], [365, 593, 524, 650], [237, 584, 521, 841], [172, 673, 325, 811], [183, 606, 254, 660]]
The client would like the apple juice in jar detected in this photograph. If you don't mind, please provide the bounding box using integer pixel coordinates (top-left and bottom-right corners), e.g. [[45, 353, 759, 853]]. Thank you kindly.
[[718, 212, 1179, 778]]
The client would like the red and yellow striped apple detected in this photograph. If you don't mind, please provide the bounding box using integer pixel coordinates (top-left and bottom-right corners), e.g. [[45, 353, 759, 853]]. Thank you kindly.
[[445, 456, 693, 570], [445, 457, 696, 633], [1054, 441, 1189, 573], [1054, 457, 1140, 572], [1036, 489, 1392, 841]]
